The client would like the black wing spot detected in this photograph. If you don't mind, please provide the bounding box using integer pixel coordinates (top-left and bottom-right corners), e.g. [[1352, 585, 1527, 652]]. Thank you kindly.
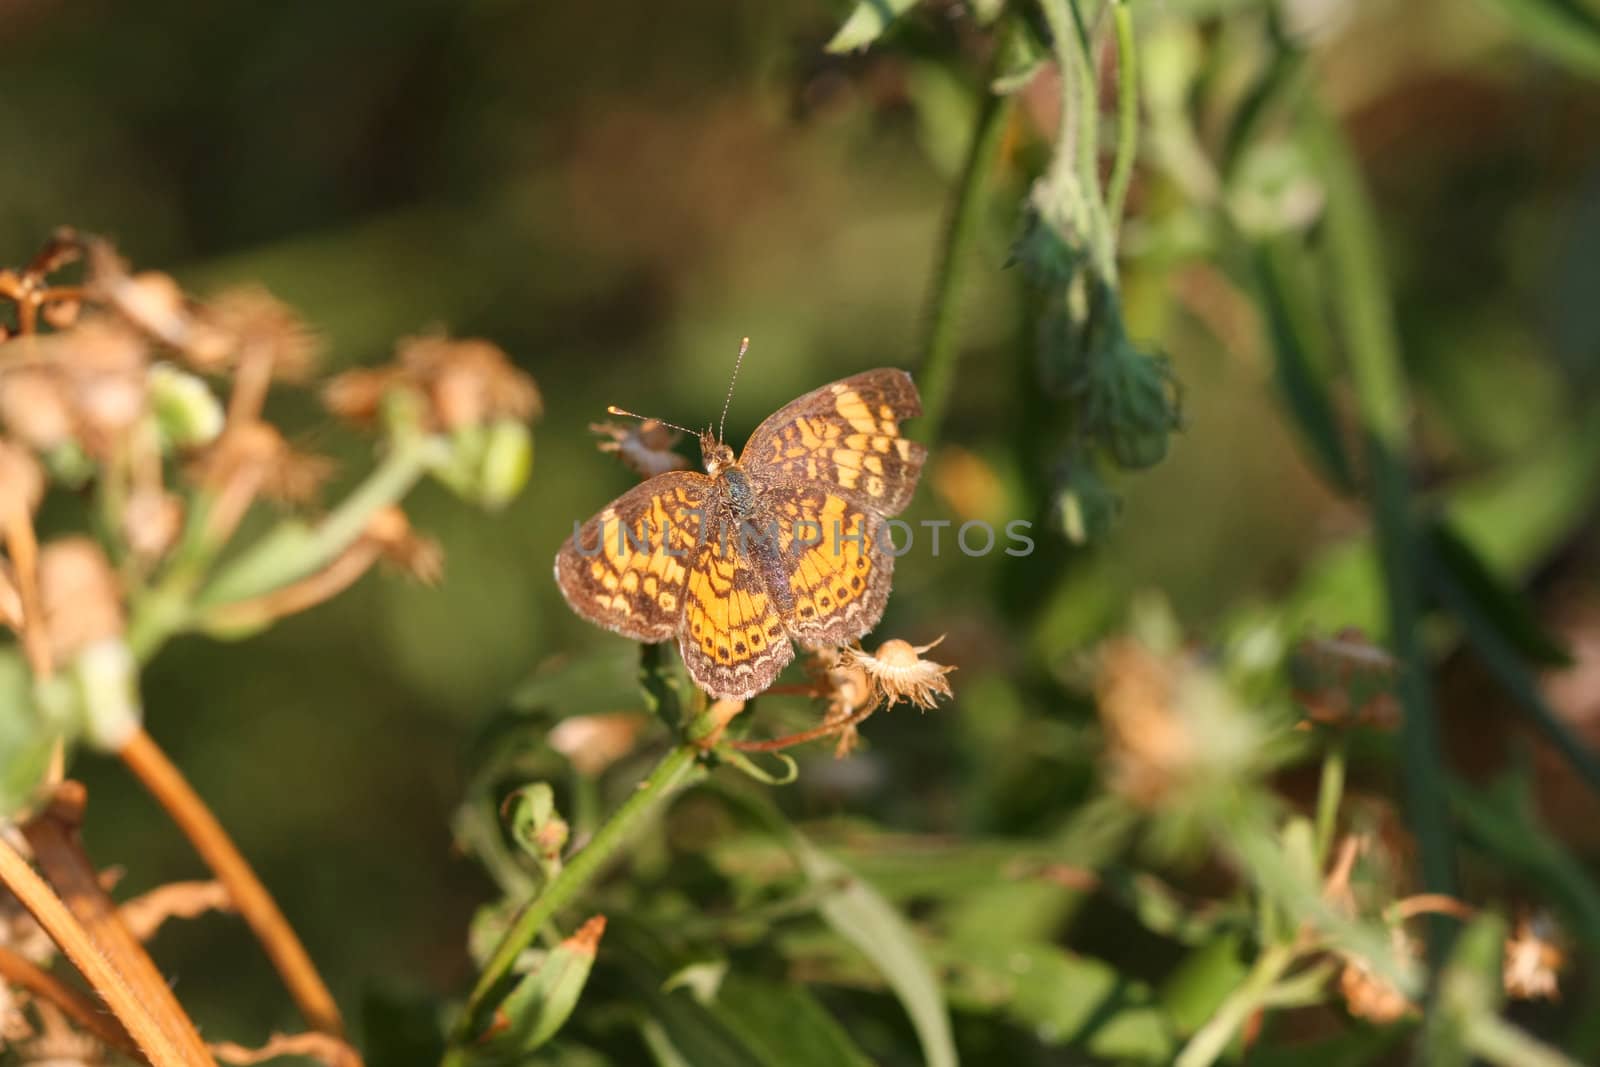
[[766, 624, 782, 638], [800, 605, 815, 618], [851, 576, 862, 590]]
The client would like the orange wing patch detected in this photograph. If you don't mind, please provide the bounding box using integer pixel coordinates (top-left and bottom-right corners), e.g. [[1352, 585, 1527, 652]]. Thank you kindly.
[[681, 537, 794, 699], [554, 471, 712, 642], [776, 490, 894, 648], [742, 368, 926, 515]]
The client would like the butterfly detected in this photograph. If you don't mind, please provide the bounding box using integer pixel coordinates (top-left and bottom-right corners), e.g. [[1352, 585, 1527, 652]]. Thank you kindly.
[[554, 366, 926, 700]]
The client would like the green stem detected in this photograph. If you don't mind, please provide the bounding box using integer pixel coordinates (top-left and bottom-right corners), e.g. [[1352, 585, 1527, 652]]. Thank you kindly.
[[199, 434, 441, 607], [446, 743, 704, 1050], [1300, 99, 1457, 962], [1313, 735, 1346, 868], [916, 60, 1013, 444], [1106, 0, 1139, 234], [1468, 1015, 1585, 1067], [1175, 942, 1296, 1067], [1036, 0, 1116, 282]]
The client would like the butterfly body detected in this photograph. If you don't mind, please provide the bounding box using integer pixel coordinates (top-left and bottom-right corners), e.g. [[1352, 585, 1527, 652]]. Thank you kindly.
[[555, 368, 926, 700]]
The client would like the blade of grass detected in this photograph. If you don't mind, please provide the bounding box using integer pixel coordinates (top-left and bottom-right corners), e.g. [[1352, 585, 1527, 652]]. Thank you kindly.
[[1299, 98, 1459, 962]]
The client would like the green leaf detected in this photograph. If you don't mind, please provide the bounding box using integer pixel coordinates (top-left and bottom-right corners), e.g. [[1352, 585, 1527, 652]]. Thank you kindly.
[[825, 0, 924, 53], [1252, 240, 1355, 492], [1425, 519, 1571, 666], [609, 920, 869, 1067], [470, 916, 605, 1061], [944, 940, 1176, 1061], [1425, 913, 1507, 1067], [788, 832, 959, 1067], [1477, 0, 1600, 78], [715, 977, 875, 1067], [1160, 934, 1249, 1035]]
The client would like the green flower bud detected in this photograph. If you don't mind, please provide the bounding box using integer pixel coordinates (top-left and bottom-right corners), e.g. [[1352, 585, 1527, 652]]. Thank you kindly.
[[1074, 288, 1182, 470], [148, 362, 224, 450], [430, 418, 533, 511], [1055, 454, 1120, 546], [72, 638, 143, 751], [503, 782, 568, 882], [1008, 206, 1085, 290]]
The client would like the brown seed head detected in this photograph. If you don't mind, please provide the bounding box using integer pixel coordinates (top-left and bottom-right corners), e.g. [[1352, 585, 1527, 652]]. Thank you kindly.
[[0, 366, 74, 449], [198, 285, 322, 381], [399, 334, 542, 431], [841, 636, 955, 712], [38, 537, 124, 664]]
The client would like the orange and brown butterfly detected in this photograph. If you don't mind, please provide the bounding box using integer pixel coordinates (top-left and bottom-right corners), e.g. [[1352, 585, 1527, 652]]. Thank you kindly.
[[554, 344, 926, 700]]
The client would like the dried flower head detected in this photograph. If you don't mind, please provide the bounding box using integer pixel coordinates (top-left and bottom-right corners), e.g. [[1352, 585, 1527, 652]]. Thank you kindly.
[[324, 334, 541, 435], [1291, 629, 1401, 731], [548, 713, 649, 777], [192, 422, 333, 506], [591, 419, 689, 479], [363, 506, 444, 585], [1338, 926, 1420, 1024], [1503, 915, 1563, 1001], [406, 335, 540, 431], [808, 646, 875, 756], [32, 317, 150, 453], [122, 487, 184, 562], [1095, 637, 1269, 808], [842, 636, 955, 711], [195, 285, 321, 382], [90, 241, 194, 348], [38, 537, 124, 665], [0, 366, 74, 450]]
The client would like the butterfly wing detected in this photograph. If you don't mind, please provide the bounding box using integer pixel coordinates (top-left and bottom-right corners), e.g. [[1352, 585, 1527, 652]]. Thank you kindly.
[[680, 532, 795, 700], [740, 368, 926, 516], [762, 482, 895, 648], [554, 471, 717, 642]]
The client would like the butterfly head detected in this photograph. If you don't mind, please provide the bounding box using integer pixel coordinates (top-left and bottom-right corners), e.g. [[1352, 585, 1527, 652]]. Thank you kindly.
[[700, 431, 735, 476]]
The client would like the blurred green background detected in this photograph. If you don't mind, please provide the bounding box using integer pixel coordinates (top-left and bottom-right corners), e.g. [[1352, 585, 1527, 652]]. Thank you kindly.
[[5, 0, 1600, 1050]]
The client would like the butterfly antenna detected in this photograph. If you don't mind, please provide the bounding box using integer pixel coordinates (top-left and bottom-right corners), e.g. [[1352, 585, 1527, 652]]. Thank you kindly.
[[605, 406, 698, 437], [718, 336, 750, 444]]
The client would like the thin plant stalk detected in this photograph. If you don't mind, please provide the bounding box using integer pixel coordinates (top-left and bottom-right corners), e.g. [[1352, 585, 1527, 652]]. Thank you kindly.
[[447, 742, 704, 1049], [1175, 942, 1295, 1067], [1106, 0, 1140, 233], [917, 60, 1014, 442], [119, 728, 345, 1037], [0, 943, 142, 1059], [17, 787, 219, 1067], [1300, 99, 1458, 958], [0, 835, 191, 1066]]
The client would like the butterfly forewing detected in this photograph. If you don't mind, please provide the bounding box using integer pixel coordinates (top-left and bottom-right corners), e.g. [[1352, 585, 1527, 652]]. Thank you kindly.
[[741, 368, 927, 516], [554, 471, 720, 642]]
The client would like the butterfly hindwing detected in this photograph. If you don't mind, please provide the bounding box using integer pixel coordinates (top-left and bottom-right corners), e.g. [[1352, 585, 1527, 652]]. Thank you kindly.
[[767, 483, 896, 648], [681, 534, 795, 699]]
